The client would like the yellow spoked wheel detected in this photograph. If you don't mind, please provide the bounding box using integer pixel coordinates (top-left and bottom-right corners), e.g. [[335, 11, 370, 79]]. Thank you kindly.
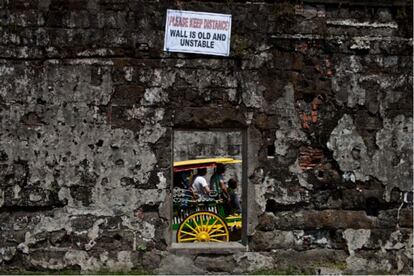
[[177, 211, 229, 243]]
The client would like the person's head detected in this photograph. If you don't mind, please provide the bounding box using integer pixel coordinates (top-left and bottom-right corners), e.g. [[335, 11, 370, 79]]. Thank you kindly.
[[216, 164, 226, 175], [197, 168, 207, 176], [228, 178, 238, 189]]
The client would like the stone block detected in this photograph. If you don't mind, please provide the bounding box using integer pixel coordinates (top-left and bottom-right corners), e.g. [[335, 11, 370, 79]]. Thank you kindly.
[[378, 208, 413, 228], [194, 255, 235, 273], [271, 249, 348, 273], [155, 255, 205, 274], [110, 85, 145, 106], [258, 210, 379, 231], [233, 252, 275, 273], [250, 230, 301, 251]]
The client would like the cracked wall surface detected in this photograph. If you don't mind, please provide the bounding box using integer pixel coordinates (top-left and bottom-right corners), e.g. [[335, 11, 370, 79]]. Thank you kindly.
[[0, 0, 412, 274]]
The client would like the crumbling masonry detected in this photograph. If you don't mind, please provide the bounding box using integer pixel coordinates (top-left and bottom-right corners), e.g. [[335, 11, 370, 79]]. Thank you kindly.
[[0, 0, 412, 274]]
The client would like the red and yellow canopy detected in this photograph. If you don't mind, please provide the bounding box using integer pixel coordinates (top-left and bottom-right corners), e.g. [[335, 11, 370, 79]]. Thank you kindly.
[[173, 158, 242, 172]]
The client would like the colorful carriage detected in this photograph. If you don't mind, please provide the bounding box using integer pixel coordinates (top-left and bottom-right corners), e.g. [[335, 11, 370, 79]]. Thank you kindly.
[[173, 158, 242, 243]]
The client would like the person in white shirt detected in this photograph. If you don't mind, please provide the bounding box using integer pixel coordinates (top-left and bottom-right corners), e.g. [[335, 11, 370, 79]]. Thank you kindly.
[[192, 168, 210, 198]]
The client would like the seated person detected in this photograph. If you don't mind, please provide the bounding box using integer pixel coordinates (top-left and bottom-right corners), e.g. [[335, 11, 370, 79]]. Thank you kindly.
[[210, 164, 226, 194], [192, 168, 210, 199], [181, 170, 192, 189], [226, 178, 241, 214]]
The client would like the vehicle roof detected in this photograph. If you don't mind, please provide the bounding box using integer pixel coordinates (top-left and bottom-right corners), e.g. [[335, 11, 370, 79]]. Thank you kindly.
[[173, 158, 242, 172], [174, 158, 234, 167]]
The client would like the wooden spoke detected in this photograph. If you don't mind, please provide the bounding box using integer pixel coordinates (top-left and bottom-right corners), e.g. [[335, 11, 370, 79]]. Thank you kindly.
[[199, 214, 205, 232], [209, 238, 225, 242], [180, 230, 197, 237], [191, 217, 200, 229], [209, 233, 228, 238], [183, 222, 198, 234], [179, 237, 197, 242], [206, 217, 219, 233], [208, 225, 224, 235]]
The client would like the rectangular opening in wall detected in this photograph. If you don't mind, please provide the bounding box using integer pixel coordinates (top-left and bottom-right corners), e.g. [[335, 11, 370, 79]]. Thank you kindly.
[[171, 129, 246, 250]]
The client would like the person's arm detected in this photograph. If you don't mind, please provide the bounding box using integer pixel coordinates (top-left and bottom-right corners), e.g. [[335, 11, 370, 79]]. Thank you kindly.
[[219, 178, 229, 201], [219, 179, 227, 193], [200, 177, 210, 194], [231, 192, 242, 214], [189, 187, 198, 199]]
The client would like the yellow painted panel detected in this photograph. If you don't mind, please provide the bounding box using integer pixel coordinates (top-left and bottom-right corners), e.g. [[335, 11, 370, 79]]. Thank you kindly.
[[174, 158, 238, 167]]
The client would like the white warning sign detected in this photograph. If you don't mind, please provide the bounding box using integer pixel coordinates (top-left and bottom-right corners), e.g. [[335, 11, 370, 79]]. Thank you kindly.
[[164, 9, 232, 56]]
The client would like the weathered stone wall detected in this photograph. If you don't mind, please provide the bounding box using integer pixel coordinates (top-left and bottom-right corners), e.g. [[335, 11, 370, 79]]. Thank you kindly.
[[0, 0, 412, 274], [174, 131, 242, 162], [174, 131, 242, 184]]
